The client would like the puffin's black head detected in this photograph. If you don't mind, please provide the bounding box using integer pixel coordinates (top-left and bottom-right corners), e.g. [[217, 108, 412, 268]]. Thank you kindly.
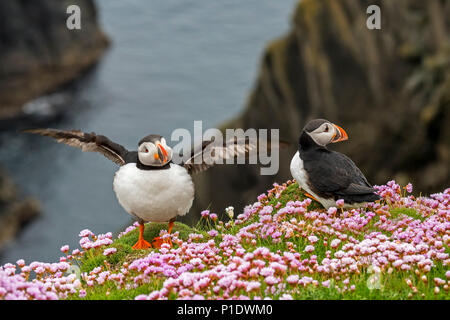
[[302, 119, 348, 147], [138, 134, 172, 166]]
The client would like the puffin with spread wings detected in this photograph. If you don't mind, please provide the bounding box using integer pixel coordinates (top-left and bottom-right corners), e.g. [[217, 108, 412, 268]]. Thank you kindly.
[[24, 129, 255, 249]]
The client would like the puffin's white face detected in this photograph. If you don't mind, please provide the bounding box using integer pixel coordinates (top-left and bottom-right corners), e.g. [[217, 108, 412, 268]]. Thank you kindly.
[[138, 137, 173, 166], [307, 122, 348, 147]]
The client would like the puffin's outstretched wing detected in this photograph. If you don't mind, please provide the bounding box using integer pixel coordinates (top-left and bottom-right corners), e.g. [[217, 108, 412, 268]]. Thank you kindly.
[[304, 150, 378, 197], [182, 137, 256, 175], [23, 129, 128, 166]]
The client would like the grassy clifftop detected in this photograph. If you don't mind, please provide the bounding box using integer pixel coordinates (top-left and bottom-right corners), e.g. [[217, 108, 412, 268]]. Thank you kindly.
[[0, 180, 449, 300]]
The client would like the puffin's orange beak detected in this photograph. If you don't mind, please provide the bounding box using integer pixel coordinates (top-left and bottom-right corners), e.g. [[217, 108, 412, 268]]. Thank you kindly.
[[157, 143, 169, 163], [331, 124, 348, 143]]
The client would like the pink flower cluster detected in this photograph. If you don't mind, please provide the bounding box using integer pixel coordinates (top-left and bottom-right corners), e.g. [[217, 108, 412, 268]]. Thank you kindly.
[[0, 228, 117, 300], [134, 181, 449, 299], [0, 260, 81, 300], [79, 231, 113, 250], [0, 180, 448, 300]]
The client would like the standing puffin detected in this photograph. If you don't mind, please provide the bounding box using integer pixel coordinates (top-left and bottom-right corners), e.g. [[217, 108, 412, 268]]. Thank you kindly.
[[24, 129, 254, 249], [290, 119, 380, 209]]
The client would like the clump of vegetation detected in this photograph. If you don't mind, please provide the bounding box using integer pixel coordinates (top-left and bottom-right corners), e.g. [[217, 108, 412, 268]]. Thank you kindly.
[[0, 181, 449, 300]]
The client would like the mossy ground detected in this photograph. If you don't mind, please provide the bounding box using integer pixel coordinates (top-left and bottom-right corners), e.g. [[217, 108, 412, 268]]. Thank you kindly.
[[69, 183, 449, 300], [70, 222, 201, 300], [78, 222, 200, 274]]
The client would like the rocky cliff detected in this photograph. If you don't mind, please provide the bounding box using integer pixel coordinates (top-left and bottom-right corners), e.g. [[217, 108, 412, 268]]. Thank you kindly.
[[0, 170, 40, 251], [0, 0, 108, 250], [0, 0, 109, 120], [189, 0, 450, 221]]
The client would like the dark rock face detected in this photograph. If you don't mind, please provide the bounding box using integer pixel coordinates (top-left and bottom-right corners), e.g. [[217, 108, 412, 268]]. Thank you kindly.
[[189, 0, 450, 220], [0, 169, 40, 250], [0, 0, 109, 119]]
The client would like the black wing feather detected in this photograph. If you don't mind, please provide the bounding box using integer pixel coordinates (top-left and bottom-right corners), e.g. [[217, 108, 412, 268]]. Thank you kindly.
[[181, 137, 256, 175], [303, 149, 376, 196], [23, 129, 128, 166]]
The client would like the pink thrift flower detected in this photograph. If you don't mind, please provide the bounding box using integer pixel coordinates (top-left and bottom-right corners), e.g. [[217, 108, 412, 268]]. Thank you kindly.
[[257, 194, 267, 202], [208, 230, 218, 237], [103, 248, 117, 256], [60, 245, 69, 253], [304, 245, 315, 253], [308, 235, 319, 244], [79, 229, 93, 237], [330, 239, 341, 248], [200, 210, 210, 218], [260, 267, 274, 277], [405, 183, 413, 193], [246, 282, 261, 292], [327, 207, 337, 215], [286, 275, 299, 285], [265, 276, 278, 286], [16, 259, 25, 268]]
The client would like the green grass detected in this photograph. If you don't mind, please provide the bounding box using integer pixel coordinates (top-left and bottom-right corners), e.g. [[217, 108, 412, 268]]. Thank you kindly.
[[389, 207, 425, 222], [70, 222, 202, 300], [268, 182, 324, 211], [67, 183, 449, 300], [78, 222, 201, 274], [70, 282, 160, 300]]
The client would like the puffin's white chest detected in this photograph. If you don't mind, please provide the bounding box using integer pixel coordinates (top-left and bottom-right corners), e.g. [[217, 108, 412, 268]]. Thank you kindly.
[[290, 151, 314, 196], [113, 163, 195, 222], [290, 151, 336, 209]]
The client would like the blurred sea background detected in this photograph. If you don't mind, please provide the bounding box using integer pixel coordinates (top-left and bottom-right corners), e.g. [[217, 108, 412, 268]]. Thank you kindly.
[[0, 0, 297, 264]]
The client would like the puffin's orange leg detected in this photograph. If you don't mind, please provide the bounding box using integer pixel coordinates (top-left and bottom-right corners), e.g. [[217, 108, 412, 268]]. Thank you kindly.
[[152, 219, 175, 249], [132, 222, 152, 250], [304, 192, 319, 202]]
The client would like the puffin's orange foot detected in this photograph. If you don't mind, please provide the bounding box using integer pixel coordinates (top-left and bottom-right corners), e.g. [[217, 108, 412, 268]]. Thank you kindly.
[[304, 192, 319, 202], [152, 236, 172, 249], [132, 238, 152, 250]]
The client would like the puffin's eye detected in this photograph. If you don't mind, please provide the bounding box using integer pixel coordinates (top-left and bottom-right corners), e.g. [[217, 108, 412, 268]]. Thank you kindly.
[[144, 147, 149, 153], [324, 126, 329, 132]]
